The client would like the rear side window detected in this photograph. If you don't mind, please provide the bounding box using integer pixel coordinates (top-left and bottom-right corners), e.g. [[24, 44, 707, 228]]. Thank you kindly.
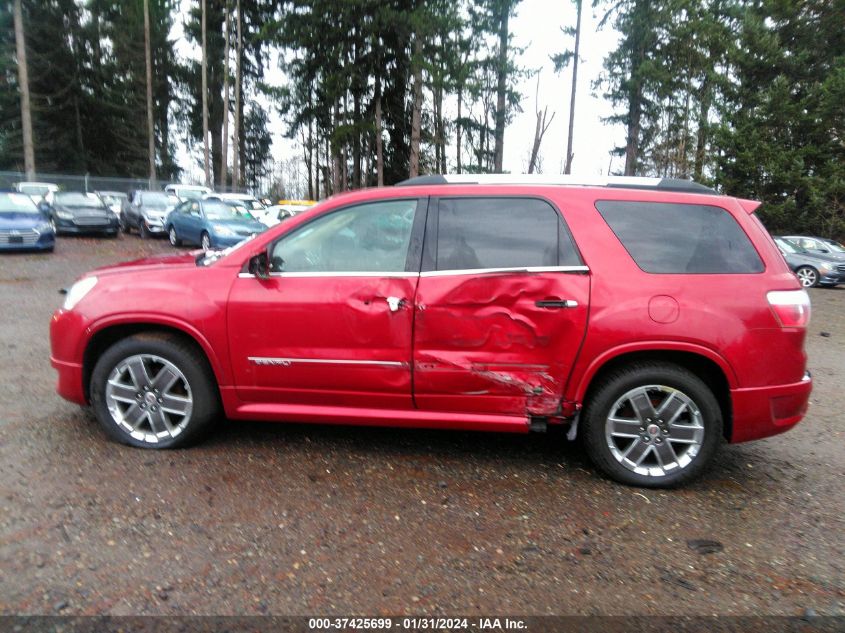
[[595, 201, 764, 273], [435, 197, 581, 271]]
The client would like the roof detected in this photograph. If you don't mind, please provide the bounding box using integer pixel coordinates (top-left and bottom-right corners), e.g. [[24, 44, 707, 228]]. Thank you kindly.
[[396, 174, 716, 194]]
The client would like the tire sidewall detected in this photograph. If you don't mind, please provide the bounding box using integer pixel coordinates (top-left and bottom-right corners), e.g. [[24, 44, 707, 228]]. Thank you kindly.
[[582, 364, 723, 488], [90, 335, 218, 449]]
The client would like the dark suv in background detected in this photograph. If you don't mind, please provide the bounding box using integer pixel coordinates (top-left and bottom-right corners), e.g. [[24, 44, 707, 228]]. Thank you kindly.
[[50, 175, 812, 488]]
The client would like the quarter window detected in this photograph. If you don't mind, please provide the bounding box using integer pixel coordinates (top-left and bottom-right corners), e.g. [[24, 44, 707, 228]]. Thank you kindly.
[[270, 199, 417, 273], [595, 201, 764, 274], [434, 197, 581, 271]]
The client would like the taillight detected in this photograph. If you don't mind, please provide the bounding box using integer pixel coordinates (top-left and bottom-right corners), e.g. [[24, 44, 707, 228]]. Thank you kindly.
[[767, 290, 811, 327]]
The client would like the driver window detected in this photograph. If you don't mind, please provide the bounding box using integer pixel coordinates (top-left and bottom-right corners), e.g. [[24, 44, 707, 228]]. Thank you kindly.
[[190, 201, 201, 215], [270, 199, 417, 273]]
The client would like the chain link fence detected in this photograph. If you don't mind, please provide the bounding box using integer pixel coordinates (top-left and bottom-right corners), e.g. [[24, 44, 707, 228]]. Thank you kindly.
[[0, 171, 252, 196]]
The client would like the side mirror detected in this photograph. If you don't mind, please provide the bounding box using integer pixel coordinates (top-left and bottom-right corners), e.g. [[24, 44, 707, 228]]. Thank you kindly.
[[248, 251, 270, 279]]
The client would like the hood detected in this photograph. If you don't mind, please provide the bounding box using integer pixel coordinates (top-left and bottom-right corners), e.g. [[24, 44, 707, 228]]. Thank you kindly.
[[211, 218, 268, 233], [0, 212, 46, 230], [141, 206, 173, 217], [57, 204, 110, 217], [92, 251, 201, 276]]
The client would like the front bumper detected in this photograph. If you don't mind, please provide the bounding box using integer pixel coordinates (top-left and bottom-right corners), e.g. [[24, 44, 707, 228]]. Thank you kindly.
[[729, 372, 812, 443], [142, 217, 167, 233], [50, 309, 89, 405], [819, 271, 845, 285], [55, 216, 119, 234], [0, 231, 55, 251], [211, 233, 249, 248]]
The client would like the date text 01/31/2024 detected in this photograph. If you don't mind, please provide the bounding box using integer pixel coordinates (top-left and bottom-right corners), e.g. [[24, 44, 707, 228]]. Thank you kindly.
[[308, 617, 528, 630]]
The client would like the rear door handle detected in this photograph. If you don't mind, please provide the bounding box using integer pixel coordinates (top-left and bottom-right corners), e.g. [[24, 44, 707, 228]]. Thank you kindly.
[[535, 299, 579, 309]]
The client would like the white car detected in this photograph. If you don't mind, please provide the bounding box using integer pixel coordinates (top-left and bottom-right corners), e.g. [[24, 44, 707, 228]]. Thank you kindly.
[[256, 201, 317, 227], [164, 184, 213, 201], [15, 182, 59, 204], [203, 192, 265, 213]]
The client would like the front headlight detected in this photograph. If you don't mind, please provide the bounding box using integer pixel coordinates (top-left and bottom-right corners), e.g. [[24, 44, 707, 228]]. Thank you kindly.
[[818, 262, 833, 273], [56, 209, 73, 220], [63, 276, 97, 310], [35, 222, 52, 233], [212, 224, 237, 237]]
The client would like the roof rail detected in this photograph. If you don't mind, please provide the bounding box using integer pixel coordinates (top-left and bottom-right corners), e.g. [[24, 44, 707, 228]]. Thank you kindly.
[[395, 174, 716, 194]]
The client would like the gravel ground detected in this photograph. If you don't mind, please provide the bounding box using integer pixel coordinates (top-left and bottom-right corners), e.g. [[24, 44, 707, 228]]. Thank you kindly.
[[0, 234, 843, 616]]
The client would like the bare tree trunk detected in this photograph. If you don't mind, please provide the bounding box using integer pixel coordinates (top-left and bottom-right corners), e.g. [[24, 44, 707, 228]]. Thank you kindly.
[[13, 0, 35, 180], [409, 35, 423, 178], [456, 89, 462, 175], [493, 1, 509, 173], [375, 89, 384, 187], [144, 0, 157, 184], [528, 77, 555, 174], [201, 0, 210, 187], [307, 100, 314, 198], [231, 0, 243, 190], [564, 0, 582, 174], [220, 1, 230, 189], [624, 83, 642, 176]]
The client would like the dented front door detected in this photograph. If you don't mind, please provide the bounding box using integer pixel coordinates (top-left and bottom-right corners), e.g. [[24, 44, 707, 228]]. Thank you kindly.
[[412, 270, 590, 416]]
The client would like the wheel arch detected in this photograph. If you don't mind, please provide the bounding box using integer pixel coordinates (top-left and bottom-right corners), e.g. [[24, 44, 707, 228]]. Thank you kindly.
[[572, 346, 735, 441], [82, 319, 225, 403]]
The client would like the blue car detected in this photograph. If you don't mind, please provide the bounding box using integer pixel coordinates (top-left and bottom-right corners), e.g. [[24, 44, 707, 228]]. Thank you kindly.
[[0, 191, 55, 252], [166, 198, 267, 251]]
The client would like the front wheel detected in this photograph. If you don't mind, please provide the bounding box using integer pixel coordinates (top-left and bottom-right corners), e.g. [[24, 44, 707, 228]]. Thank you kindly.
[[795, 266, 819, 288], [89, 333, 220, 449], [201, 232, 211, 251], [168, 226, 181, 246], [139, 221, 150, 239], [581, 362, 722, 487]]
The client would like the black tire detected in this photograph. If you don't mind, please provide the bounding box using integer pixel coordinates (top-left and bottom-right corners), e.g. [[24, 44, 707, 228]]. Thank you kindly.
[[795, 266, 819, 288], [89, 333, 220, 449], [580, 362, 723, 488], [201, 231, 211, 251], [168, 225, 181, 247], [139, 220, 150, 239]]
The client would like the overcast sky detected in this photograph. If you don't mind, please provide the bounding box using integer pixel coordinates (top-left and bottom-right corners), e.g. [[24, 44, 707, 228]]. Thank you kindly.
[[176, 0, 624, 186]]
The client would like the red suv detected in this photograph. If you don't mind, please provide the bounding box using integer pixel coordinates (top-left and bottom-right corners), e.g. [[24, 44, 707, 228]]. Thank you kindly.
[[50, 176, 812, 487]]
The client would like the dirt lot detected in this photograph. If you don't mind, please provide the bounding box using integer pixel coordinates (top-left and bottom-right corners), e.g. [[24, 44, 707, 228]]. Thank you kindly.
[[0, 234, 843, 617]]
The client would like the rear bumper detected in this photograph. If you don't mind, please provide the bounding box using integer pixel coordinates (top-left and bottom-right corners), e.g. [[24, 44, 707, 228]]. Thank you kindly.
[[730, 372, 812, 443]]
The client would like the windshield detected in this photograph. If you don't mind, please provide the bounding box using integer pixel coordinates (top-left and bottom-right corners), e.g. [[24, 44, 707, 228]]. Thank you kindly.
[[221, 200, 256, 219], [175, 188, 208, 200], [55, 192, 106, 208], [204, 200, 251, 220], [141, 193, 178, 209], [0, 192, 39, 214], [775, 238, 800, 254], [823, 240, 845, 253], [99, 193, 125, 206], [18, 184, 50, 196]]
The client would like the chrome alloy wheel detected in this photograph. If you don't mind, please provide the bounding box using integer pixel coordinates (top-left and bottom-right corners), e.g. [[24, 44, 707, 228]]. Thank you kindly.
[[604, 385, 705, 477], [795, 267, 818, 287], [104, 354, 193, 443]]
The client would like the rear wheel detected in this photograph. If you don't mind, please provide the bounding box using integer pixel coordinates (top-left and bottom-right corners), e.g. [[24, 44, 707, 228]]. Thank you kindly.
[[581, 362, 722, 487], [201, 232, 211, 251], [90, 333, 220, 449], [795, 266, 819, 288]]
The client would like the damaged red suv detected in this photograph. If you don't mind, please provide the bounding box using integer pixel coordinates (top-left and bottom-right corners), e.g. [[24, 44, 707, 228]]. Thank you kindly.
[[50, 175, 812, 487]]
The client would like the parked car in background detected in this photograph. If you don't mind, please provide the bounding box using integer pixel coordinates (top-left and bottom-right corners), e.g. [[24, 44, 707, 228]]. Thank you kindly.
[[95, 191, 130, 223], [204, 192, 266, 213], [781, 235, 845, 260], [164, 184, 213, 201], [124, 191, 179, 238], [165, 197, 267, 250], [255, 200, 317, 227], [42, 191, 119, 236], [51, 175, 813, 488], [15, 181, 59, 204], [0, 191, 55, 252], [774, 236, 845, 287]]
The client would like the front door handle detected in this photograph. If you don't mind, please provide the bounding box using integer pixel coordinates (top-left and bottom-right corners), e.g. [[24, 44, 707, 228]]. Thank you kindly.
[[535, 299, 579, 309], [386, 296, 407, 312]]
